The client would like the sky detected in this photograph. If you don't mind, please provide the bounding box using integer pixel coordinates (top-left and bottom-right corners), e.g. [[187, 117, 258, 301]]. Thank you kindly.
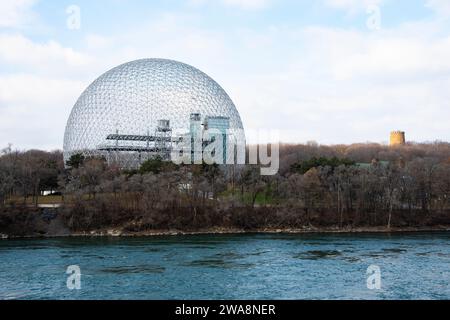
[[0, 0, 450, 150]]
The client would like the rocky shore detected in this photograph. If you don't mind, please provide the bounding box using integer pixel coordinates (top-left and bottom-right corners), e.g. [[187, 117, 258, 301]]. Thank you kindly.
[[2, 225, 450, 239], [0, 207, 450, 239]]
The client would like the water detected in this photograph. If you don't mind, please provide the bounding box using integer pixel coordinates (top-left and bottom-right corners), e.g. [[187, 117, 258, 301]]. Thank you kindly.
[[0, 232, 449, 300]]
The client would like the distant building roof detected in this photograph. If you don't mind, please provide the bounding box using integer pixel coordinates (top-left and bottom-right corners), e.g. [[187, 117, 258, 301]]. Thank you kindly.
[[356, 160, 389, 169]]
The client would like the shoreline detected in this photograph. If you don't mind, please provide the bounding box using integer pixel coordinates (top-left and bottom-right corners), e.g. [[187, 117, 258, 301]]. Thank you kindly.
[[2, 225, 450, 240]]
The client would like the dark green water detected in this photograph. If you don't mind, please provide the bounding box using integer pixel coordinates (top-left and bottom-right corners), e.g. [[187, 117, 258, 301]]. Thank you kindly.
[[0, 232, 449, 300]]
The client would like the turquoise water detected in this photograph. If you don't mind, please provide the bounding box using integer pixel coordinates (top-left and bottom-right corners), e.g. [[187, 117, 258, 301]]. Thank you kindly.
[[0, 233, 449, 300]]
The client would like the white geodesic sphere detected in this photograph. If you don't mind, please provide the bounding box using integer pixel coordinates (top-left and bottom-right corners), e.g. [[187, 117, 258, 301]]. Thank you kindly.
[[63, 58, 245, 164]]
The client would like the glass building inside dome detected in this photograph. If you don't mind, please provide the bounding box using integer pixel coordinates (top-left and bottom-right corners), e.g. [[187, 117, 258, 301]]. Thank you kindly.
[[63, 58, 245, 168]]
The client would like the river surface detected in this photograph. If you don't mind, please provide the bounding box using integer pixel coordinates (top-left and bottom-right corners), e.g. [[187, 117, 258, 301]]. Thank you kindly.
[[0, 232, 449, 300]]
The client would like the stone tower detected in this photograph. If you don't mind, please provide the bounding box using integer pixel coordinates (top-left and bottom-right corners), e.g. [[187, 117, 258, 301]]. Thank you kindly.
[[390, 131, 406, 146]]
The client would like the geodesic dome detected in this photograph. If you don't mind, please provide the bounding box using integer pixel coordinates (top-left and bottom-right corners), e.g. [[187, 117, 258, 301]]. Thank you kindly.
[[63, 58, 245, 167]]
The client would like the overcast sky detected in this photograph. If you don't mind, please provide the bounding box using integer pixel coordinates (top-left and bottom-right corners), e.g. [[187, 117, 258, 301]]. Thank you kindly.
[[0, 0, 449, 150]]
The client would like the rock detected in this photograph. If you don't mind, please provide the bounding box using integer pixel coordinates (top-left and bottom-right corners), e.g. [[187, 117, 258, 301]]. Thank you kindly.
[[107, 229, 122, 236]]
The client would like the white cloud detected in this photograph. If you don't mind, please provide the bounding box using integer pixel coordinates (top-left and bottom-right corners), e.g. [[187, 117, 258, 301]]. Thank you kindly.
[[0, 0, 37, 28], [0, 33, 96, 150], [0, 74, 84, 150], [425, 0, 450, 17], [216, 22, 450, 143], [222, 0, 272, 10], [0, 34, 92, 75], [324, 0, 384, 14], [300, 26, 450, 80], [188, 0, 272, 10]]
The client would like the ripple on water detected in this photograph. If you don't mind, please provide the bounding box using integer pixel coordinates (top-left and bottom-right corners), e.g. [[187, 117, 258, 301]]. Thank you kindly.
[[381, 248, 408, 253], [183, 258, 254, 269], [0, 290, 31, 300], [293, 250, 343, 260], [415, 252, 429, 256], [144, 247, 163, 252], [363, 248, 409, 258], [99, 265, 165, 274], [247, 250, 271, 256], [213, 252, 245, 259], [183, 251, 254, 269]]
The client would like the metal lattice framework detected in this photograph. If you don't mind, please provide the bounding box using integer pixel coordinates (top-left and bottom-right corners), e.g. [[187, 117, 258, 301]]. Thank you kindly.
[[63, 58, 245, 167]]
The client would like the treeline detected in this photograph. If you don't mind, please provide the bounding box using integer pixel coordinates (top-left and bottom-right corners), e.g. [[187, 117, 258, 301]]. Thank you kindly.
[[0, 146, 63, 206], [1, 142, 450, 235]]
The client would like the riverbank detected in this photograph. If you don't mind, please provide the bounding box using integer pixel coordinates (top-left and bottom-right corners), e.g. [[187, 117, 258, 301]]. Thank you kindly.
[[64, 225, 450, 237], [2, 205, 450, 239], [2, 225, 450, 239]]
